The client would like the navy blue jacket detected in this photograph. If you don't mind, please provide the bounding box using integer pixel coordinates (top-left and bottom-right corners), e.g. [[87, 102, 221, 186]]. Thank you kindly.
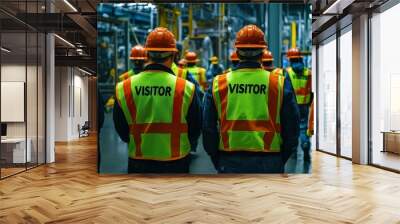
[[202, 61, 300, 168], [206, 64, 224, 81], [113, 63, 202, 172]]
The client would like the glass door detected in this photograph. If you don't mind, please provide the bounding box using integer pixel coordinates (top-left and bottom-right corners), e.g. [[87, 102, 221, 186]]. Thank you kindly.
[[317, 35, 337, 154], [0, 0, 47, 179]]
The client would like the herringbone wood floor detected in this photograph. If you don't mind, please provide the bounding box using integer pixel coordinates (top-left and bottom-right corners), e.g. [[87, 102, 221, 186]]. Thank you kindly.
[[1, 135, 400, 224]]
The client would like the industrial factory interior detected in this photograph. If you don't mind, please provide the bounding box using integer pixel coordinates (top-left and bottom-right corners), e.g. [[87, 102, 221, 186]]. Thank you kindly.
[[0, 0, 400, 223]]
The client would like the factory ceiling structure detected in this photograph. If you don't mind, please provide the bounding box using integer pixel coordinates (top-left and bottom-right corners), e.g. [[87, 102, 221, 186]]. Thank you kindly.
[[5, 0, 387, 75]]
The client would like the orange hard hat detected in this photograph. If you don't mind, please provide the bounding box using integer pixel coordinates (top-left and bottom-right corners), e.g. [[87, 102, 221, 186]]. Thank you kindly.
[[145, 27, 177, 52], [235, 25, 267, 49], [262, 50, 273, 62], [230, 51, 239, 62], [287, 47, 302, 59], [185, 51, 198, 63], [130, 45, 147, 60]]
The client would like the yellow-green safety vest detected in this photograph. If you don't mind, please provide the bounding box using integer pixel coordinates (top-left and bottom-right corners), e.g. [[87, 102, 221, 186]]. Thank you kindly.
[[119, 69, 135, 82], [286, 67, 312, 105], [271, 68, 284, 77], [187, 66, 207, 90], [115, 70, 195, 161], [212, 68, 285, 152], [171, 63, 188, 80]]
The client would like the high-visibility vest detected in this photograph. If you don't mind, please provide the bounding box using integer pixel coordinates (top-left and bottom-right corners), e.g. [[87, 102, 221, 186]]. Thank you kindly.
[[115, 70, 195, 161], [171, 63, 188, 80], [286, 67, 312, 105], [187, 66, 207, 91], [119, 69, 135, 82], [271, 68, 284, 77], [307, 101, 314, 137], [212, 68, 285, 152]]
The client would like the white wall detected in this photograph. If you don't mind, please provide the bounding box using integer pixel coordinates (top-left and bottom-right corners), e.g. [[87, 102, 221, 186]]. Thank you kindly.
[[55, 67, 69, 141], [1, 64, 40, 138], [54, 67, 89, 141], [1, 63, 46, 164]]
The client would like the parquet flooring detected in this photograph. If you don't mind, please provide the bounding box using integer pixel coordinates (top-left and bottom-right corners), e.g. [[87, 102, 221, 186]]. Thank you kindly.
[[1, 135, 400, 223]]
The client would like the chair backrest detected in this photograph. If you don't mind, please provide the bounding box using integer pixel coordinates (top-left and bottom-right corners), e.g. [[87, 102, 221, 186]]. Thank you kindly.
[[82, 121, 90, 129]]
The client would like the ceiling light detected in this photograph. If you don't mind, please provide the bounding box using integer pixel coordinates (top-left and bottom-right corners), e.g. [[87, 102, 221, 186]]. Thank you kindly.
[[63, 0, 78, 12], [54, 34, 75, 48], [1, 47, 11, 53]]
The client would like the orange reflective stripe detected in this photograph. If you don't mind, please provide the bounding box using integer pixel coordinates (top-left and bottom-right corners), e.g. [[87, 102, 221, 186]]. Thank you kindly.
[[123, 79, 142, 157], [221, 120, 278, 132], [264, 74, 279, 150], [130, 125, 142, 157], [295, 87, 309, 95], [132, 123, 187, 133], [177, 68, 183, 78], [268, 74, 279, 124], [263, 130, 275, 151], [217, 75, 229, 149], [308, 101, 314, 136], [295, 77, 311, 95], [171, 78, 186, 157], [123, 79, 136, 120]]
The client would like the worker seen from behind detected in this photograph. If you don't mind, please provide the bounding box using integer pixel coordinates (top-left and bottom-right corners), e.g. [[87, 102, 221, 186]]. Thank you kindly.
[[113, 27, 202, 173], [169, 46, 204, 153], [171, 47, 204, 109], [262, 50, 283, 77], [185, 52, 208, 91], [227, 51, 240, 73], [119, 45, 147, 81], [206, 56, 224, 82], [171, 50, 203, 95], [170, 42, 186, 78], [286, 47, 313, 173], [203, 25, 300, 173]]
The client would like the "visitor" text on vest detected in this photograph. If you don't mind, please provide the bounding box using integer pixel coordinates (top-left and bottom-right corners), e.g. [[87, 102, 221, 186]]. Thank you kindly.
[[228, 84, 266, 94], [135, 86, 172, 96]]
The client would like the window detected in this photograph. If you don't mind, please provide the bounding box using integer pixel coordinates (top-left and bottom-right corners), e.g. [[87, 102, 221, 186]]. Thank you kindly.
[[339, 28, 352, 158], [317, 36, 337, 154], [0, 1, 47, 179], [371, 3, 400, 171]]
